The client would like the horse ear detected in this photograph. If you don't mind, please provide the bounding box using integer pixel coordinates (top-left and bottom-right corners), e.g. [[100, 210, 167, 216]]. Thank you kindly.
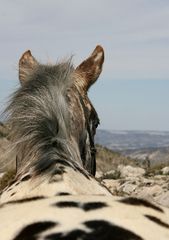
[[19, 50, 38, 85], [75, 45, 104, 92]]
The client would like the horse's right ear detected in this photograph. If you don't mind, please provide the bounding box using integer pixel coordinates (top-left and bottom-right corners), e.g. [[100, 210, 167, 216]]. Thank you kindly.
[[19, 50, 38, 85], [75, 45, 104, 93]]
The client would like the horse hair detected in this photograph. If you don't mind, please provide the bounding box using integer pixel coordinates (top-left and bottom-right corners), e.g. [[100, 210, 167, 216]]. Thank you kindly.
[[4, 59, 85, 175]]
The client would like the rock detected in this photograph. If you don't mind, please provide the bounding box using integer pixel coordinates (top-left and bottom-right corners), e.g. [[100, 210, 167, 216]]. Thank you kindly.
[[103, 170, 121, 179], [161, 166, 169, 175], [118, 165, 145, 178], [155, 191, 169, 207], [161, 182, 169, 190], [124, 176, 140, 185], [137, 185, 163, 198], [142, 178, 154, 186], [95, 171, 104, 179], [100, 165, 169, 207], [0, 172, 5, 179], [119, 183, 137, 195], [154, 175, 168, 180], [102, 179, 121, 194]]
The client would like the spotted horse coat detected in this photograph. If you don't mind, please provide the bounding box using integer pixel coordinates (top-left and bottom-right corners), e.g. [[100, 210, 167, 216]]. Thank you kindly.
[[0, 46, 169, 240]]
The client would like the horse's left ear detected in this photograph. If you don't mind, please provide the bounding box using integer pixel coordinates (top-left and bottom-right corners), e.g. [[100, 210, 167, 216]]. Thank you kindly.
[[19, 50, 38, 85], [75, 45, 104, 92]]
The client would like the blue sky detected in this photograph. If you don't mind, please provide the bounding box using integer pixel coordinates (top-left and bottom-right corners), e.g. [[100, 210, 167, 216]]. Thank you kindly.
[[0, 0, 169, 130], [89, 79, 169, 130]]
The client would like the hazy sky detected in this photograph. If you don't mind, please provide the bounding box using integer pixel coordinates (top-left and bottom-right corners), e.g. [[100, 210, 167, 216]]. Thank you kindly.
[[0, 0, 169, 130]]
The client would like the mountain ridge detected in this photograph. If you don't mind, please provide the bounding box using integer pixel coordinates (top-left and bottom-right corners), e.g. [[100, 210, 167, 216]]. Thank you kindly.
[[96, 129, 169, 150]]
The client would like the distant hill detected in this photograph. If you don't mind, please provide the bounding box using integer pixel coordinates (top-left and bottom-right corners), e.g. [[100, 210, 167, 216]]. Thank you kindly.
[[95, 129, 169, 150], [95, 130, 169, 166], [122, 147, 169, 166]]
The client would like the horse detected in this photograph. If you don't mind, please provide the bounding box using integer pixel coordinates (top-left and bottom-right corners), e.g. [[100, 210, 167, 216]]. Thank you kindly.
[[0, 46, 169, 240]]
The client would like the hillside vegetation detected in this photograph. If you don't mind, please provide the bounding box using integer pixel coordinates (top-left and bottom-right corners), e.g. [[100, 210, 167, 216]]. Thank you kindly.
[[96, 144, 139, 172]]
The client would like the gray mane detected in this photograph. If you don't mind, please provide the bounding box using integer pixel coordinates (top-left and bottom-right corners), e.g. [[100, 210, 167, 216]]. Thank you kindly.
[[4, 59, 83, 175]]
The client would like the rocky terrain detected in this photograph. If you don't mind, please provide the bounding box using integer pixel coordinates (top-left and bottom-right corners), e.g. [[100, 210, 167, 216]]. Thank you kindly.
[[97, 165, 169, 208], [96, 144, 169, 208]]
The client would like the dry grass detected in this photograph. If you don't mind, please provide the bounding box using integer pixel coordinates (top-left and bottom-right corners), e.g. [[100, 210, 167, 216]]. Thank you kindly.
[[144, 162, 169, 177], [96, 144, 139, 172]]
